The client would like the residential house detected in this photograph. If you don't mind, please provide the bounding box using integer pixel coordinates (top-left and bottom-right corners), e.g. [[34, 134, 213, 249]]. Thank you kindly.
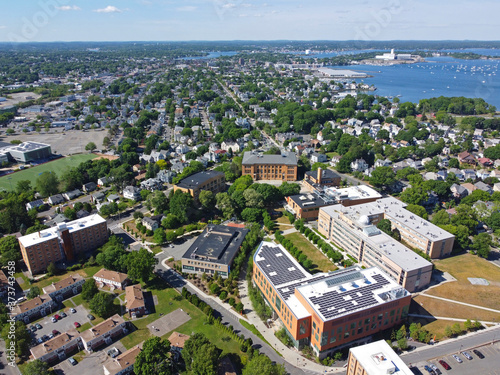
[[42, 274, 85, 302], [463, 169, 477, 181], [63, 189, 82, 201], [93, 269, 130, 290], [26, 199, 45, 211], [91, 192, 106, 204], [168, 332, 190, 355], [48, 194, 65, 206], [493, 183, 500, 192], [97, 176, 112, 186], [330, 155, 342, 167], [461, 183, 477, 196], [220, 141, 241, 153], [11, 295, 56, 323], [374, 159, 392, 168], [125, 284, 146, 318], [30, 329, 83, 364], [310, 152, 327, 164], [350, 159, 369, 172], [478, 158, 493, 168], [476, 169, 490, 180], [80, 314, 128, 351], [458, 151, 476, 165], [450, 184, 468, 199], [475, 181, 493, 194], [107, 194, 120, 203], [142, 217, 158, 231], [82, 182, 97, 193], [448, 168, 465, 181], [156, 169, 176, 183], [140, 178, 163, 191], [103, 345, 142, 375], [123, 186, 141, 201]]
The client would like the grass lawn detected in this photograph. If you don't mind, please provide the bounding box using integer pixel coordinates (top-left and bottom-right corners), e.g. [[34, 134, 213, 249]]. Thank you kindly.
[[0, 154, 97, 191], [239, 319, 272, 348], [28, 265, 102, 290], [408, 316, 452, 341], [150, 245, 163, 255], [284, 232, 337, 273], [426, 253, 500, 310], [412, 295, 500, 322]]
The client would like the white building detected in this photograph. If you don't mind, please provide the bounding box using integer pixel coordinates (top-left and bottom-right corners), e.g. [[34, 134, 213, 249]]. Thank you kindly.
[[93, 269, 130, 290]]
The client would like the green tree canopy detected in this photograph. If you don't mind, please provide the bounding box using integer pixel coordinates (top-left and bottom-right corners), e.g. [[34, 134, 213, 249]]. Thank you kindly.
[[134, 336, 172, 375], [89, 292, 115, 318], [370, 166, 395, 189], [127, 248, 158, 282], [22, 359, 50, 375], [81, 279, 99, 301], [36, 171, 60, 197]]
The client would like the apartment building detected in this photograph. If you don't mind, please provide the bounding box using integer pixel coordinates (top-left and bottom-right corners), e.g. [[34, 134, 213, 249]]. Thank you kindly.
[[80, 314, 128, 351], [181, 225, 249, 279], [30, 328, 83, 365], [318, 205, 433, 292], [94, 269, 130, 290], [12, 295, 56, 323], [347, 340, 413, 375], [174, 170, 225, 203], [125, 284, 146, 318], [18, 214, 108, 275], [253, 242, 411, 359], [242, 151, 298, 181], [42, 274, 85, 302], [103, 345, 142, 375]]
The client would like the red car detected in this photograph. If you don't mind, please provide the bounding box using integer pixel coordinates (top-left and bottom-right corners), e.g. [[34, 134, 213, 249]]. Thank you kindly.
[[54, 314, 61, 320], [74, 322, 81, 328], [52, 330, 59, 336], [439, 360, 451, 370]]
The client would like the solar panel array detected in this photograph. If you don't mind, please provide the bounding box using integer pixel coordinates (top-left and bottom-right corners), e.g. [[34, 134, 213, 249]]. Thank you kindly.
[[325, 271, 363, 288], [257, 243, 309, 287], [309, 273, 391, 320]]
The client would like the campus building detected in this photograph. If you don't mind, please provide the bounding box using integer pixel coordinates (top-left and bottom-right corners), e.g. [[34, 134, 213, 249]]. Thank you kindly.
[[173, 170, 225, 203], [253, 242, 411, 359], [242, 151, 298, 181], [304, 168, 341, 190], [18, 214, 108, 275], [0, 141, 52, 163], [347, 340, 413, 375], [286, 193, 334, 221], [181, 224, 249, 278], [319, 197, 455, 260], [318, 203, 434, 292]]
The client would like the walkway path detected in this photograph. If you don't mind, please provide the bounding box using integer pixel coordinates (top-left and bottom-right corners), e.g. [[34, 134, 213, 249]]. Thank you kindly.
[[418, 293, 500, 314], [408, 314, 499, 325]]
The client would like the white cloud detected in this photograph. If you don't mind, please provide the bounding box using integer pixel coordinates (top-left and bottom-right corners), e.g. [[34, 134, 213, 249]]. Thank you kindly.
[[222, 3, 237, 9], [56, 5, 81, 11], [94, 6, 123, 13], [177, 6, 197, 11], [0, 25, 6, 29]]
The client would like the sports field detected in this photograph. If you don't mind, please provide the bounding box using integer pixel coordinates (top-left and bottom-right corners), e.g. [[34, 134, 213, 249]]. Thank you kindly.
[[0, 154, 97, 191]]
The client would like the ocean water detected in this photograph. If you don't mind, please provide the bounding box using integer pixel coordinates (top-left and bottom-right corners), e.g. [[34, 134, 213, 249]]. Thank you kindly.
[[329, 56, 500, 108]]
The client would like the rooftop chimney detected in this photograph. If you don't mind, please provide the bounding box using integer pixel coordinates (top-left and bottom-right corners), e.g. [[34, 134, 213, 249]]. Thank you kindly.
[[317, 167, 322, 185]]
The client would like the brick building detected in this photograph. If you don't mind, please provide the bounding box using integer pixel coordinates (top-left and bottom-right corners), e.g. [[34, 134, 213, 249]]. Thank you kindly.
[[125, 284, 146, 318], [242, 151, 298, 181], [42, 274, 85, 302], [173, 170, 225, 203]]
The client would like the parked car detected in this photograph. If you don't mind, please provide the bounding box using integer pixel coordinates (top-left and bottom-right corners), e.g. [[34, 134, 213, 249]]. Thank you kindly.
[[48, 333, 54, 339], [74, 322, 80, 328], [451, 354, 462, 363], [42, 335, 49, 342], [70, 308, 76, 313], [107, 347, 120, 358], [68, 357, 77, 366], [52, 330, 59, 336], [35, 323, 42, 330], [424, 365, 435, 374], [36, 337, 43, 344], [60, 312, 67, 318], [461, 351, 472, 360], [430, 364, 441, 375], [473, 349, 485, 359], [87, 314, 95, 321], [54, 314, 61, 320], [439, 360, 451, 370], [51, 317, 57, 323], [29, 325, 37, 332]]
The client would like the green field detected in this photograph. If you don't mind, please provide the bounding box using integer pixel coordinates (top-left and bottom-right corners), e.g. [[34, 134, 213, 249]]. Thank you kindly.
[[0, 154, 97, 191]]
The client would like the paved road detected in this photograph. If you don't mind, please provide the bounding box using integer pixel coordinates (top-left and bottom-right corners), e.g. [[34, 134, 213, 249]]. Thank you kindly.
[[0, 339, 21, 375], [154, 264, 311, 375]]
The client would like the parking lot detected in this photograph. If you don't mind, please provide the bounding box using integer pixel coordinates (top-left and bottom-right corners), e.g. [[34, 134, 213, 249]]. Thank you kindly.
[[414, 343, 500, 375], [29, 305, 91, 343], [160, 235, 196, 261]]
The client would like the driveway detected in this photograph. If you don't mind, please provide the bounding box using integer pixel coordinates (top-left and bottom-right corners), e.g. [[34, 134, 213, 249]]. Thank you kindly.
[[29, 305, 90, 343], [159, 235, 196, 261]]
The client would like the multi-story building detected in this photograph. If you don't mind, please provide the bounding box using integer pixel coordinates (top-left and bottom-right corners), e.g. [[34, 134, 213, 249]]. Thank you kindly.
[[12, 295, 56, 323], [323, 186, 382, 207], [174, 170, 225, 203], [304, 168, 341, 190], [94, 269, 130, 290], [30, 328, 83, 365], [103, 345, 142, 375], [242, 151, 298, 181], [318, 204, 433, 292], [42, 274, 85, 302], [80, 314, 128, 351], [125, 284, 146, 318], [286, 193, 334, 221], [253, 242, 411, 359], [181, 224, 249, 279], [18, 214, 108, 275], [347, 340, 413, 375]]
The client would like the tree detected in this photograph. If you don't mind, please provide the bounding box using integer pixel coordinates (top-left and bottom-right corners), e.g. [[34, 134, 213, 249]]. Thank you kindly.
[[397, 337, 408, 350], [153, 228, 167, 244], [182, 334, 219, 375], [432, 209, 450, 226], [169, 190, 193, 223], [370, 166, 395, 189], [241, 208, 265, 222], [81, 279, 99, 301], [89, 292, 115, 318], [26, 286, 40, 299], [36, 171, 59, 197], [1, 320, 30, 358], [96, 236, 129, 272], [243, 188, 264, 208], [472, 233, 493, 258], [127, 248, 158, 282], [243, 354, 286, 375], [377, 219, 392, 236], [22, 359, 50, 375], [85, 142, 97, 152], [406, 204, 428, 220], [147, 190, 169, 214], [279, 181, 301, 197], [216, 192, 235, 219], [16, 180, 32, 194], [199, 190, 216, 211], [134, 336, 172, 375], [0, 235, 22, 267], [448, 158, 460, 169]]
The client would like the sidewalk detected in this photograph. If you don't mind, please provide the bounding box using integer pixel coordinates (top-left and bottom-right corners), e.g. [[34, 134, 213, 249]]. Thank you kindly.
[[238, 267, 346, 374]]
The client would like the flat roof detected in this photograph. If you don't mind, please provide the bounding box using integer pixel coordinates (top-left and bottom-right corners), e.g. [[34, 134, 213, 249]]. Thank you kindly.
[[182, 224, 248, 265], [287, 193, 332, 210], [175, 170, 224, 189], [349, 340, 414, 375], [320, 205, 432, 272], [1, 141, 51, 153], [254, 242, 409, 322], [317, 68, 368, 78], [324, 185, 382, 202], [18, 214, 106, 248], [242, 151, 297, 166]]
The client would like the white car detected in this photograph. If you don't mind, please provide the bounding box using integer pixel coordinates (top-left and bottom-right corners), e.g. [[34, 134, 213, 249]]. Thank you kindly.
[[70, 308, 76, 313], [51, 317, 57, 323], [452, 354, 463, 363], [461, 351, 473, 360]]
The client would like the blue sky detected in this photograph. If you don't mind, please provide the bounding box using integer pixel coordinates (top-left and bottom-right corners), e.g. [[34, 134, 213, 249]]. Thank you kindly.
[[0, 0, 499, 42]]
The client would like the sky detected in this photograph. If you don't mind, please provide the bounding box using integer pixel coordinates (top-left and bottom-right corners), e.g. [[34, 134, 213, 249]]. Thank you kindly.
[[0, 0, 499, 42]]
